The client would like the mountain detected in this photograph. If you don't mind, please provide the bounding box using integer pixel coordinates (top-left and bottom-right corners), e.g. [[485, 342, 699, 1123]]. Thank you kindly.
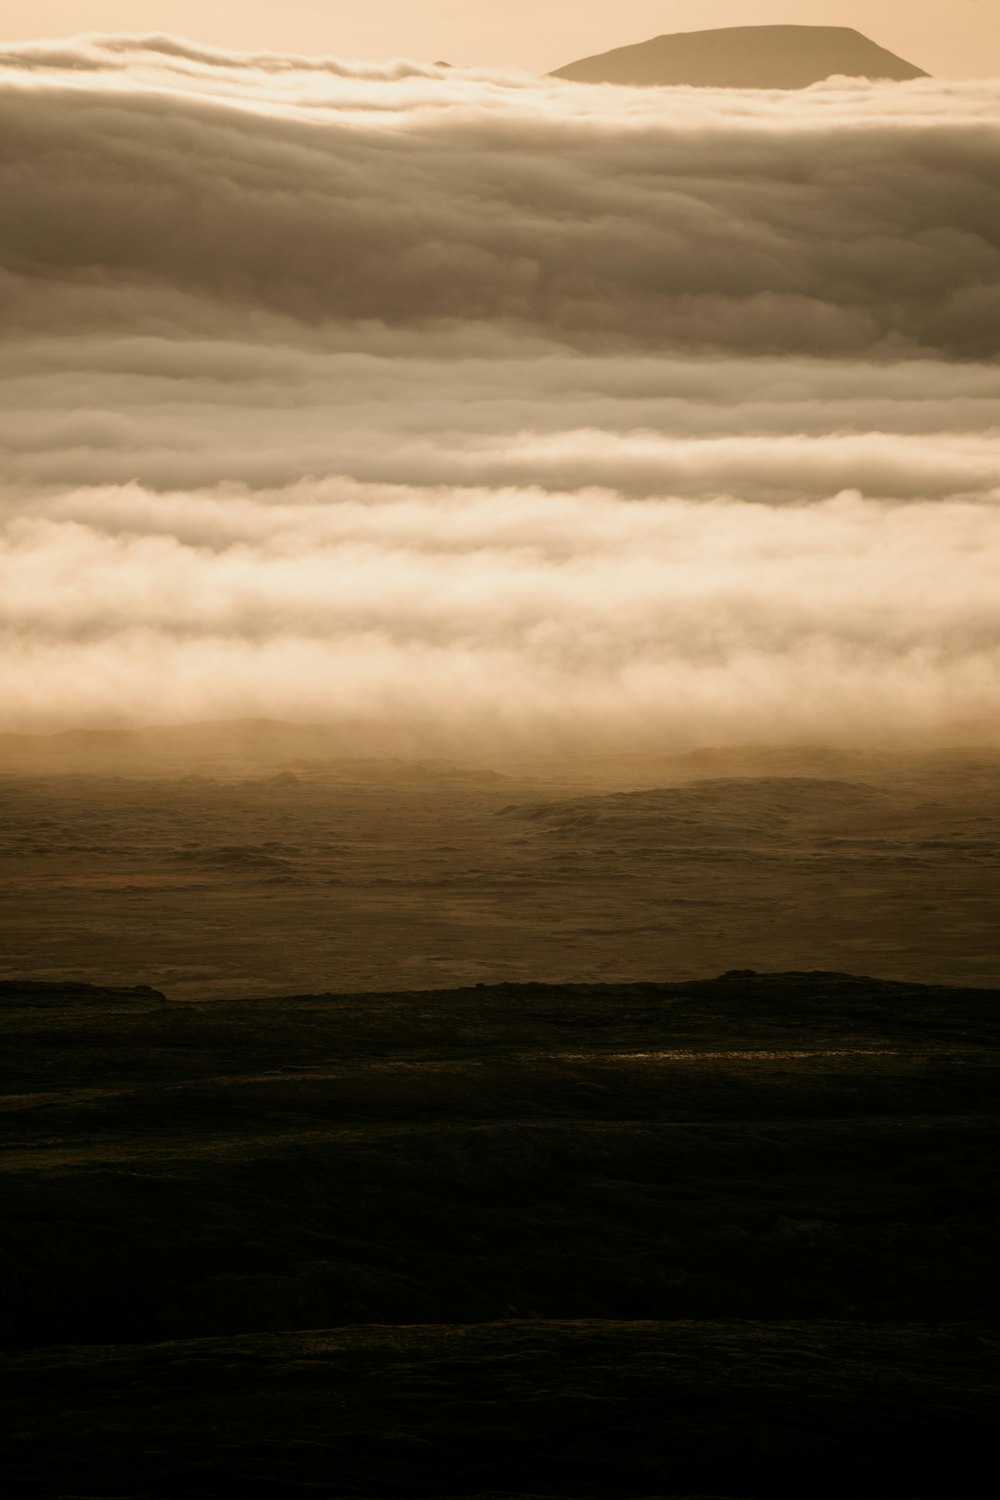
[[551, 25, 927, 89]]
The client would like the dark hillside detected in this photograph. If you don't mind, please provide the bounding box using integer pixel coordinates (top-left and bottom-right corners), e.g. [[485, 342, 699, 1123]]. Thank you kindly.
[[2, 971, 996, 1495]]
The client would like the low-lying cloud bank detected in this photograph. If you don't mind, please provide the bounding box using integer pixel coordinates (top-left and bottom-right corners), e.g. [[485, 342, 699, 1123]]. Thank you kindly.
[[4, 35, 1000, 357], [1, 36, 998, 749]]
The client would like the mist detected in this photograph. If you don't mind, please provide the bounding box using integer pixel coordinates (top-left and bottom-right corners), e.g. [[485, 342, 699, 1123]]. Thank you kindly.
[[3, 34, 999, 751]]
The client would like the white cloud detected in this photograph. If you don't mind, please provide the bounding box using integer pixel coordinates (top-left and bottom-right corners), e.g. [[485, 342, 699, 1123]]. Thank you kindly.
[[1, 36, 998, 747]]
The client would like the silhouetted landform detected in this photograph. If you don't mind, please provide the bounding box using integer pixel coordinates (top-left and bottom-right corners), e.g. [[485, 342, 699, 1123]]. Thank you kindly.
[[0, 979, 166, 1007], [552, 25, 927, 89], [1, 970, 997, 1496]]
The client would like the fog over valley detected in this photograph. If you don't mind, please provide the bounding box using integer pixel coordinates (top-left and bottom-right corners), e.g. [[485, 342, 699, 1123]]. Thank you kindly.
[[2, 35, 1000, 748], [3, 26, 1000, 1498]]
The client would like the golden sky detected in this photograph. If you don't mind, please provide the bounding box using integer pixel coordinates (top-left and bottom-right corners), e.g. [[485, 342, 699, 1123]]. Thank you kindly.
[[2, 1, 998, 76]]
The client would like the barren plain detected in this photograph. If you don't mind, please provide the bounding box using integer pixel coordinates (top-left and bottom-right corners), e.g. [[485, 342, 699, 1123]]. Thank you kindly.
[[3, 730, 1000, 999], [2, 733, 999, 1496]]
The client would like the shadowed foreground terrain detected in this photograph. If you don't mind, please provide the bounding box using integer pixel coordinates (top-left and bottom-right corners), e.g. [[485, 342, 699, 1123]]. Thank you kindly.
[[4, 1321, 996, 1500], [1, 970, 998, 1496]]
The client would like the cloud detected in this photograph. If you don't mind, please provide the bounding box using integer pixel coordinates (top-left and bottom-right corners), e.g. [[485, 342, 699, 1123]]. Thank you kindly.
[[1, 36, 998, 749], [5, 477, 1000, 749], [3, 35, 1000, 355]]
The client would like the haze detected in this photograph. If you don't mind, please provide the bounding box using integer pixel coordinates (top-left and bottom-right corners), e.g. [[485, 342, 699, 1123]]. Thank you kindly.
[[3, 18, 999, 1493], [3, 1, 1000, 77], [2, 35, 1000, 752]]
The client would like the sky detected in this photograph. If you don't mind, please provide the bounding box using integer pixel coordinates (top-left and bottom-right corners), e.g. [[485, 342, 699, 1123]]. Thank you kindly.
[[2, 36, 999, 749], [1, 1, 999, 77]]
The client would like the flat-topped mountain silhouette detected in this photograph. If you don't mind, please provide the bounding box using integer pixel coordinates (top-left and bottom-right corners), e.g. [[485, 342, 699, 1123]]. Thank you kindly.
[[551, 24, 927, 89]]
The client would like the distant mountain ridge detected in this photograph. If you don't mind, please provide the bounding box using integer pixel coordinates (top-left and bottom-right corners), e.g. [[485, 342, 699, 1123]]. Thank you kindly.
[[551, 24, 927, 90]]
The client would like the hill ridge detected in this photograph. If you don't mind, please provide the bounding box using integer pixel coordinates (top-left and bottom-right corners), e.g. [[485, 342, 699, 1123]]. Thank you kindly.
[[552, 24, 928, 90]]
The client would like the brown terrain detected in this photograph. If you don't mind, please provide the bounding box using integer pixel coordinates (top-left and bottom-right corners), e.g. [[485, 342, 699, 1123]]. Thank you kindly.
[[2, 725, 999, 999], [1, 966, 999, 1495], [2, 725, 998, 1496]]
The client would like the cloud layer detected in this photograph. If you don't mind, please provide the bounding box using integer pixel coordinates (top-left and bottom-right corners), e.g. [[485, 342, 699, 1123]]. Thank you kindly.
[[2, 35, 999, 750]]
